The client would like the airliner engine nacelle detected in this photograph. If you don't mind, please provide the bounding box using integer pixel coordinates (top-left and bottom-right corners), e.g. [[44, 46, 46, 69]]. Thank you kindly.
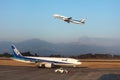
[[45, 63, 53, 68], [37, 62, 54, 68]]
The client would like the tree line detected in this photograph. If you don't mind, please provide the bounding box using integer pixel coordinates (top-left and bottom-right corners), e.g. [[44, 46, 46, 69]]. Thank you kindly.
[[1, 52, 120, 59], [70, 53, 120, 59], [0, 52, 39, 57]]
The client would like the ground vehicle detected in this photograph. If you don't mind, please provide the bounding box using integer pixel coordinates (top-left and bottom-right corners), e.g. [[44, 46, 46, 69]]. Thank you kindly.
[[55, 68, 68, 73]]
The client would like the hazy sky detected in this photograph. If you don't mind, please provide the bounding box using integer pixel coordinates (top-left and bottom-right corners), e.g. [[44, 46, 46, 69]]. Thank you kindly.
[[0, 0, 120, 43]]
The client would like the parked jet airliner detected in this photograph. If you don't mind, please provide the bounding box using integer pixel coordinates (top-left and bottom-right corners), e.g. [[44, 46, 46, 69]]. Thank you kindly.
[[53, 14, 86, 24], [11, 45, 81, 68]]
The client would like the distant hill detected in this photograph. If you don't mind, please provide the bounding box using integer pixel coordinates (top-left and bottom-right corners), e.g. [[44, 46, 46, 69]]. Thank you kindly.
[[0, 38, 120, 56]]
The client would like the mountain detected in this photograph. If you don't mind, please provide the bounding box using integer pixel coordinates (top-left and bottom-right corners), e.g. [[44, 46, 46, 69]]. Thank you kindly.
[[0, 41, 12, 53], [0, 38, 120, 56]]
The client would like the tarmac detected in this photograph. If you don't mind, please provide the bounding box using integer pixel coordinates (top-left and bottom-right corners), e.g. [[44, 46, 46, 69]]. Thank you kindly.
[[0, 65, 120, 80]]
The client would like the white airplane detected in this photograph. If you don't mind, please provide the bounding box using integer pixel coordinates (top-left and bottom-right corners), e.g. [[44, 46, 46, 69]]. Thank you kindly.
[[11, 45, 81, 68], [53, 14, 86, 24]]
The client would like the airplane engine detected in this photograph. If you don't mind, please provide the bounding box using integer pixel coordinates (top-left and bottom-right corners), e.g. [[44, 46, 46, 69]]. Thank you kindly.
[[36, 62, 54, 68], [45, 63, 53, 68]]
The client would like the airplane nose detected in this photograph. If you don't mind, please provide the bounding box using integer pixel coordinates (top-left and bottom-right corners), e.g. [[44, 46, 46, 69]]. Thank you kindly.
[[75, 60, 82, 65], [79, 62, 82, 64], [53, 14, 59, 17]]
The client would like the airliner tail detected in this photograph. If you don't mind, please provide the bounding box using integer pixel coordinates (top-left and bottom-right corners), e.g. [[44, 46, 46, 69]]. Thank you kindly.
[[80, 18, 86, 24], [11, 45, 23, 58]]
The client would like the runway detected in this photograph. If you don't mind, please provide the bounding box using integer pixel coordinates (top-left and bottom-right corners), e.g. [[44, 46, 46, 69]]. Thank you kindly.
[[0, 65, 120, 80]]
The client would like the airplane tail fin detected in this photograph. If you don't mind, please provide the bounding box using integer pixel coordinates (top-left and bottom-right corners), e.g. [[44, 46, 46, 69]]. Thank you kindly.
[[11, 45, 36, 63], [80, 18, 86, 24], [11, 44, 23, 58]]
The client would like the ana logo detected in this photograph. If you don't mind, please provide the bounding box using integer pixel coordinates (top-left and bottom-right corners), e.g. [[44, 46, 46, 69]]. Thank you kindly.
[[14, 49, 20, 55]]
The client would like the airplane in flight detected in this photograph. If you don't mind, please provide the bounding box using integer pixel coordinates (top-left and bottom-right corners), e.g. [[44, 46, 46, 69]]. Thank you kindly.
[[53, 14, 86, 24], [11, 45, 81, 68]]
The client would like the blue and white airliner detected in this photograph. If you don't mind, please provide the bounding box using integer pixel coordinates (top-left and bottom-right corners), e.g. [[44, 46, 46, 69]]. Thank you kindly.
[[11, 45, 81, 68], [53, 14, 86, 24]]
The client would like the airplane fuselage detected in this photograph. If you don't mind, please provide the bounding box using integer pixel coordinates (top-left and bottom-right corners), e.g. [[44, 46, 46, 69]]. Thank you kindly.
[[53, 14, 86, 24], [11, 45, 81, 68]]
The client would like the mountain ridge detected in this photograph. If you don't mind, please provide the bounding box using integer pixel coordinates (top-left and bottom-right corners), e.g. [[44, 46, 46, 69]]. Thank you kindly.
[[0, 38, 120, 56]]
